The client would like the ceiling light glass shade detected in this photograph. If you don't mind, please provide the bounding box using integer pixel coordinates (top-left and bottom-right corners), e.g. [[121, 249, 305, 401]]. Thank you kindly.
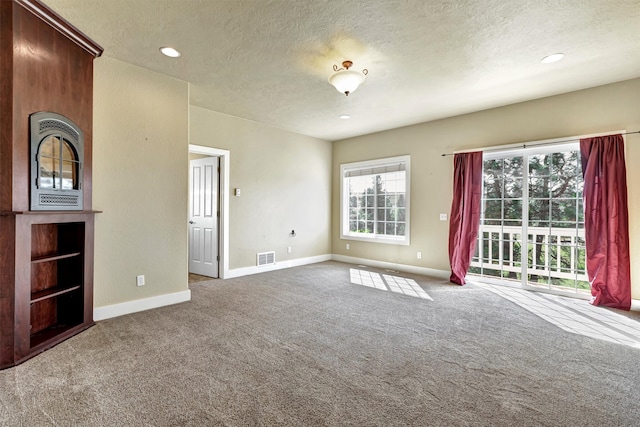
[[329, 69, 366, 96], [541, 53, 564, 63], [328, 61, 368, 96], [160, 46, 181, 58]]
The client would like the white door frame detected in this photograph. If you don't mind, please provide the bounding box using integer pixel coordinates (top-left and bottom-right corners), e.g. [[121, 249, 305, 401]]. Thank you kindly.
[[188, 144, 230, 279]]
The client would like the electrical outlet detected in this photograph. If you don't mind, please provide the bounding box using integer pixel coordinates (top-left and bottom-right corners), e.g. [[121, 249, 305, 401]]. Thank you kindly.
[[346, 243, 350, 250], [440, 213, 447, 221], [136, 275, 145, 286], [287, 246, 292, 254], [417, 252, 422, 259]]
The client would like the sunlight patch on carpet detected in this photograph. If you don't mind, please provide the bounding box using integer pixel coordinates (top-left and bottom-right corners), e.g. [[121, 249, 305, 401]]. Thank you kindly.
[[350, 269, 433, 300], [483, 284, 640, 349]]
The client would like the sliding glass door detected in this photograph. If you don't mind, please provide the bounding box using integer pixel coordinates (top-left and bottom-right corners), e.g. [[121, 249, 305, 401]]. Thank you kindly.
[[469, 143, 590, 296]]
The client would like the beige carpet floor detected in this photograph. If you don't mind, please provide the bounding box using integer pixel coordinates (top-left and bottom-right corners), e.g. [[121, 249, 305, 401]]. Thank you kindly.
[[1, 261, 639, 426]]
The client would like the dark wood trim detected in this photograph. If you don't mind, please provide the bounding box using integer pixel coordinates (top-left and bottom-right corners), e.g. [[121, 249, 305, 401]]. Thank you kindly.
[[15, 0, 103, 57], [0, 215, 17, 369], [14, 215, 32, 358], [1, 0, 99, 370], [0, 1, 14, 213], [83, 215, 95, 325]]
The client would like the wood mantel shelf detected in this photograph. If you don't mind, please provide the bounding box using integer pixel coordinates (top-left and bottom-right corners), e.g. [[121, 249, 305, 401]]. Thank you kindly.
[[1, 210, 103, 216]]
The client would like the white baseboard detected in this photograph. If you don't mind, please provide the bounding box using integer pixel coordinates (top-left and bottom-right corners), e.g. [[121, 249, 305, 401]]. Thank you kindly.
[[331, 254, 450, 280], [93, 258, 640, 320], [94, 289, 191, 321], [224, 254, 333, 279]]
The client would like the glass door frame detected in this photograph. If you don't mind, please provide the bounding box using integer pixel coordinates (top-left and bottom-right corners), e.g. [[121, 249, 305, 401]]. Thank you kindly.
[[471, 141, 590, 299]]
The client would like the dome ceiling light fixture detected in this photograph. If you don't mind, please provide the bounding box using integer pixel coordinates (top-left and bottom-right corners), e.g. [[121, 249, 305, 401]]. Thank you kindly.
[[328, 60, 368, 96]]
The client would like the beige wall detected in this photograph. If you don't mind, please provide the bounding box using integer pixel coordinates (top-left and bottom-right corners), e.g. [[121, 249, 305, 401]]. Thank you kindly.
[[188, 153, 210, 161], [93, 57, 189, 307], [190, 106, 332, 270], [332, 78, 640, 298]]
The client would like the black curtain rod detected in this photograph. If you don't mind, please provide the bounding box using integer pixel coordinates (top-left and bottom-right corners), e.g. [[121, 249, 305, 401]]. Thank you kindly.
[[440, 131, 640, 157]]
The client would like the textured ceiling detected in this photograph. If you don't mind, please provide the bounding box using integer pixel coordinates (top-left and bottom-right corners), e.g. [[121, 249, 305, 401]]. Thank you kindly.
[[44, 0, 640, 141]]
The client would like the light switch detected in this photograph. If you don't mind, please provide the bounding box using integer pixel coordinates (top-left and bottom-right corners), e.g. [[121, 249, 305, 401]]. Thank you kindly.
[[235, 188, 241, 196]]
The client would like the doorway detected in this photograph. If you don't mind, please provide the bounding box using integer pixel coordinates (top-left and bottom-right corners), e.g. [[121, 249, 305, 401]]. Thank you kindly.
[[188, 144, 230, 279], [189, 155, 219, 277], [469, 142, 589, 297]]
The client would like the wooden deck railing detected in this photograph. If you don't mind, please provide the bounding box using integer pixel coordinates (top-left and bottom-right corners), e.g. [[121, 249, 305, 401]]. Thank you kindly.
[[470, 225, 588, 282]]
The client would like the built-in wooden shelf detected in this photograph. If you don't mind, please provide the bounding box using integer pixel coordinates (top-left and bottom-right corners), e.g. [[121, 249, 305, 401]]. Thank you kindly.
[[30, 323, 79, 348], [32, 252, 82, 264], [31, 285, 81, 304]]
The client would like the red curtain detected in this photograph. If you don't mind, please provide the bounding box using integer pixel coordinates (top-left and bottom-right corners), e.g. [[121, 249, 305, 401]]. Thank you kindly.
[[448, 151, 483, 285], [580, 134, 631, 310]]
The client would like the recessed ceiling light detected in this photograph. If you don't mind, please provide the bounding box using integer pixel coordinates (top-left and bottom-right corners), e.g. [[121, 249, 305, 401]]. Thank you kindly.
[[160, 46, 181, 58], [541, 53, 564, 64], [339, 115, 351, 120]]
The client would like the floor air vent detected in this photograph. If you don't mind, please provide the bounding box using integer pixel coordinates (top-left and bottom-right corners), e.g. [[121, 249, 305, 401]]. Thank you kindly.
[[257, 251, 276, 266]]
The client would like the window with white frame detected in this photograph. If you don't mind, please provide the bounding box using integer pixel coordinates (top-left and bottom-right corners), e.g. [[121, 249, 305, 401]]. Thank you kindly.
[[340, 155, 410, 245]]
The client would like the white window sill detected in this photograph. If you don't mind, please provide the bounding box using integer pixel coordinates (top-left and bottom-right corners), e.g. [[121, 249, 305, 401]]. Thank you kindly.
[[341, 234, 410, 246]]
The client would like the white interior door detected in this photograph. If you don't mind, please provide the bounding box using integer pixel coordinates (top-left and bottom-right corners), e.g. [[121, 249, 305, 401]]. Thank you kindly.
[[189, 157, 219, 277]]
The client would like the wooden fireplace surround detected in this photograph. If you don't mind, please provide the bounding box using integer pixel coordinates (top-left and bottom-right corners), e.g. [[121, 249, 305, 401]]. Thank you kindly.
[[0, 0, 103, 368]]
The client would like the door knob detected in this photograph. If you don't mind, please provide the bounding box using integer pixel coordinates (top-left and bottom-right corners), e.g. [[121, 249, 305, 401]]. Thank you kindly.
[[189, 221, 195, 224]]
